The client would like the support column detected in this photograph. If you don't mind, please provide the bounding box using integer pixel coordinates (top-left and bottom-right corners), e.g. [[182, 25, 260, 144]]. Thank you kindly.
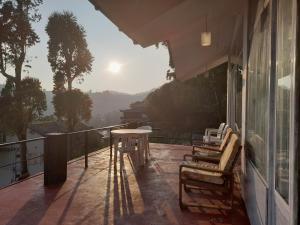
[[241, 0, 249, 199], [293, 1, 300, 224], [227, 57, 233, 127], [227, 56, 236, 129], [267, 1, 277, 225]]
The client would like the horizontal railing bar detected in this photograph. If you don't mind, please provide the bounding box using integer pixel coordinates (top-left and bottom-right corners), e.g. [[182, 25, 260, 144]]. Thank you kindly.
[[66, 123, 129, 135], [0, 137, 46, 148], [0, 154, 44, 169], [0, 123, 130, 148]]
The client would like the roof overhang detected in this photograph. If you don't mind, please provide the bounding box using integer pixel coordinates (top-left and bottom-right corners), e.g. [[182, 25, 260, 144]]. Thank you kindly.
[[89, 0, 246, 80]]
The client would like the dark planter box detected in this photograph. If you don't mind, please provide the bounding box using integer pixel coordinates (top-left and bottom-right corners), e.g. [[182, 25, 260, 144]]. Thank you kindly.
[[44, 133, 67, 186]]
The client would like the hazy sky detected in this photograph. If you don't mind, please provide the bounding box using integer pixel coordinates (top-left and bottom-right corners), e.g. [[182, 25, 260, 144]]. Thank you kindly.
[[0, 0, 170, 94]]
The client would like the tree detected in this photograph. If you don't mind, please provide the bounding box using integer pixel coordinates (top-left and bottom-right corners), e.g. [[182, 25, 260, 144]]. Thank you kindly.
[[144, 63, 228, 133], [53, 89, 92, 131], [0, 77, 47, 134], [46, 11, 93, 131], [0, 0, 45, 178]]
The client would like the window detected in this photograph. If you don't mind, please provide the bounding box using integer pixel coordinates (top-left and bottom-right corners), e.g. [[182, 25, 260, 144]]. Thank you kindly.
[[275, 0, 294, 203], [246, 6, 270, 179]]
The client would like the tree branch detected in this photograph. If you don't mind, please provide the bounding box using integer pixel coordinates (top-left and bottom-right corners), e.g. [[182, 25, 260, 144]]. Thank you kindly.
[[0, 44, 15, 82], [0, 65, 15, 82]]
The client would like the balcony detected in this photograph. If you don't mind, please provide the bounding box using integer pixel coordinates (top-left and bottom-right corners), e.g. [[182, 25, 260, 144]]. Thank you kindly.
[[0, 143, 250, 225]]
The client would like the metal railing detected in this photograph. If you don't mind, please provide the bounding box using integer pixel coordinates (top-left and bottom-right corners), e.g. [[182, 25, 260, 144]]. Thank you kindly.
[[0, 121, 200, 188], [0, 123, 130, 188], [66, 123, 129, 168], [0, 137, 46, 187]]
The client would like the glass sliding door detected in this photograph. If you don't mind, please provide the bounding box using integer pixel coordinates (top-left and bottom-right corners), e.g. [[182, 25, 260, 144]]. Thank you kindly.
[[275, 0, 294, 203], [246, 5, 270, 179], [274, 0, 296, 224]]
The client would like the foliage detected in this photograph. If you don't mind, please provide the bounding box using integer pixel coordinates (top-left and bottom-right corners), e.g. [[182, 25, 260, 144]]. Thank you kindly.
[[46, 11, 93, 131], [46, 11, 93, 92], [145, 63, 227, 133], [36, 114, 56, 122], [0, 0, 44, 178], [53, 89, 92, 131], [0, 77, 46, 132], [0, 0, 42, 82]]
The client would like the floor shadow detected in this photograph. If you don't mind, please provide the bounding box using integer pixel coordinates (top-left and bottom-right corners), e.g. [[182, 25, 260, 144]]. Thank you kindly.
[[111, 152, 136, 224], [102, 155, 113, 225], [128, 147, 250, 225], [5, 184, 63, 225], [44, 145, 250, 225], [57, 170, 86, 225]]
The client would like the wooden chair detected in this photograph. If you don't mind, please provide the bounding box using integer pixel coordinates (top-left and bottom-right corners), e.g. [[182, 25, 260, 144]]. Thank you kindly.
[[191, 128, 233, 163], [179, 134, 241, 210]]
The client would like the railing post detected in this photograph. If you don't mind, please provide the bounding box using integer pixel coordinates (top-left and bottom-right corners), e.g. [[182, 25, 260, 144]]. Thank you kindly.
[[84, 131, 88, 168], [109, 128, 113, 157]]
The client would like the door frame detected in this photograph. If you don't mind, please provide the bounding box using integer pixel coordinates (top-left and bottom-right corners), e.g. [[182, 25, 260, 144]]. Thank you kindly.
[[269, 0, 297, 224]]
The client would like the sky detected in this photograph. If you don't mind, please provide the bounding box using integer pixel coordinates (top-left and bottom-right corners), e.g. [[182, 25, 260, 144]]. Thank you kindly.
[[0, 0, 170, 94]]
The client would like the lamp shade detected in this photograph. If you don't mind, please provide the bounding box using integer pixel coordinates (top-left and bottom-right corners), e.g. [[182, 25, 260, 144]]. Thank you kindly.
[[201, 32, 211, 46]]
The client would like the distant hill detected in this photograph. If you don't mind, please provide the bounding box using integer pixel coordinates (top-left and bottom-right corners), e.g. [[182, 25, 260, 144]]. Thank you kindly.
[[0, 84, 152, 127], [89, 90, 149, 116], [43, 89, 151, 127]]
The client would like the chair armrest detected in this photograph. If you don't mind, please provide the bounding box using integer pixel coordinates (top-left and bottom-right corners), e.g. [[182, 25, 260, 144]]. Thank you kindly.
[[207, 129, 218, 137], [205, 128, 217, 136], [206, 136, 223, 144], [193, 145, 221, 152], [179, 162, 232, 176], [183, 154, 219, 163], [192, 140, 220, 146], [212, 139, 222, 145], [183, 154, 195, 161]]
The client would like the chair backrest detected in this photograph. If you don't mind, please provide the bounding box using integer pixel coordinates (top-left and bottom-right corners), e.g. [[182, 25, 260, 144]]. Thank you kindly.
[[219, 134, 240, 171], [218, 128, 233, 151], [221, 125, 229, 139], [216, 123, 226, 138]]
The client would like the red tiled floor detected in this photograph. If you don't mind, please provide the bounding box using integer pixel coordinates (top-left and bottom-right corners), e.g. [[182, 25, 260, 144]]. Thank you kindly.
[[0, 143, 250, 225]]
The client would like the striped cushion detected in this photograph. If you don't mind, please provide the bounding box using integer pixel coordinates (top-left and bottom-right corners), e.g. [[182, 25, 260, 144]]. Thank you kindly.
[[181, 161, 224, 185], [194, 151, 221, 158], [219, 134, 240, 171]]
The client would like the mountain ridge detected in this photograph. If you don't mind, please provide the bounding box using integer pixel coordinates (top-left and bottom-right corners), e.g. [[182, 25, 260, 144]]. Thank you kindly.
[[0, 84, 153, 127]]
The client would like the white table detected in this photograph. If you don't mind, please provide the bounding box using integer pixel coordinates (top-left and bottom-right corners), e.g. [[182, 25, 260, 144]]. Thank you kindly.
[[111, 129, 152, 167]]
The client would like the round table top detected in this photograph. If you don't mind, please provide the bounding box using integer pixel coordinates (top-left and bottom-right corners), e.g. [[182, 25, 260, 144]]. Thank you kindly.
[[111, 129, 152, 135]]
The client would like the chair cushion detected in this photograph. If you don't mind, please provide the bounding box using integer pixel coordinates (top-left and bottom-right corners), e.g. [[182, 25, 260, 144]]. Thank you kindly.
[[181, 161, 224, 185], [219, 134, 240, 171], [219, 128, 233, 151], [194, 150, 221, 158]]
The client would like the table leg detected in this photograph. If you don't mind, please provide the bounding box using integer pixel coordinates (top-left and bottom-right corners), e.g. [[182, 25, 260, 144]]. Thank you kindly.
[[139, 135, 145, 166], [145, 134, 149, 162], [113, 137, 119, 169]]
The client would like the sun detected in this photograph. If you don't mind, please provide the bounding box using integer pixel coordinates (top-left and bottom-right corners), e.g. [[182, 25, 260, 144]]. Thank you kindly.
[[107, 61, 122, 74]]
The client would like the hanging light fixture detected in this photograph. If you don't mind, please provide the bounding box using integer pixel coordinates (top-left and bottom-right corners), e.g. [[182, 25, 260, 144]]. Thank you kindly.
[[201, 15, 211, 46]]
